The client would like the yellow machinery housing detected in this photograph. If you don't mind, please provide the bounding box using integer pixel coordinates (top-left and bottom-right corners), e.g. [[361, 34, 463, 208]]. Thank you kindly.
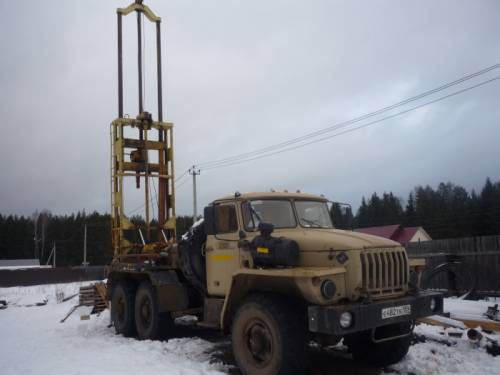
[[111, 1, 176, 257]]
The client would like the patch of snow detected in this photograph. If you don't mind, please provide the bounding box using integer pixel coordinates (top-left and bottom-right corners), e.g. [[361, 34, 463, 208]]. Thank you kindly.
[[485, 297, 500, 303], [175, 314, 199, 326], [2, 283, 500, 374], [0, 280, 93, 306], [181, 218, 205, 240], [0, 282, 226, 375], [385, 324, 500, 375], [193, 218, 204, 228], [0, 265, 53, 270], [445, 298, 499, 322]]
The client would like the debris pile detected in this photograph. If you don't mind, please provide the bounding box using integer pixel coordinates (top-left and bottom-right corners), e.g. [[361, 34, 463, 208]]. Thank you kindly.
[[417, 299, 500, 357], [60, 282, 108, 323]]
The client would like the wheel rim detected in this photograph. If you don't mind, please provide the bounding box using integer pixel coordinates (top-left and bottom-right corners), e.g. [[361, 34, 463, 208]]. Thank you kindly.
[[138, 295, 152, 327], [116, 294, 125, 323], [243, 318, 274, 368]]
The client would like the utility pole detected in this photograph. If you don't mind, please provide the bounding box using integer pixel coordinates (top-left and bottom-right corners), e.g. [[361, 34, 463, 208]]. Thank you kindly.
[[32, 211, 39, 259], [82, 224, 89, 267], [189, 165, 201, 223], [40, 212, 47, 262]]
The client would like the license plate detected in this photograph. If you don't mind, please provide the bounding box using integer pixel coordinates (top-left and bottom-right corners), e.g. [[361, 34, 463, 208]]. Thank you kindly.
[[381, 305, 411, 319]]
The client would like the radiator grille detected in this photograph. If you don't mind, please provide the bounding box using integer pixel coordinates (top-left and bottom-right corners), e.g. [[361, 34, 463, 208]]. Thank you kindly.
[[360, 249, 409, 295]]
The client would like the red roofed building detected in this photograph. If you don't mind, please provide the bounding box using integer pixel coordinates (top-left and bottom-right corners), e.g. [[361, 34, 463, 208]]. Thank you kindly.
[[354, 224, 431, 244]]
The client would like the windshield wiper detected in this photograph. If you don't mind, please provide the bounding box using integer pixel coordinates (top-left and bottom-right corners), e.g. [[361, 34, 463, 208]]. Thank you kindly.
[[244, 202, 262, 230], [300, 218, 322, 228], [250, 205, 262, 222]]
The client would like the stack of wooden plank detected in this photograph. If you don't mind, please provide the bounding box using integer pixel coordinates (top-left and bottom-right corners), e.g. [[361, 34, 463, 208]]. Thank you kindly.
[[418, 298, 500, 332], [79, 283, 108, 314], [79, 285, 95, 306], [419, 315, 500, 332]]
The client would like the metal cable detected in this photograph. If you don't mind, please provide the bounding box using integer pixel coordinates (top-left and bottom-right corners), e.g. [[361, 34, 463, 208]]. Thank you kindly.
[[202, 75, 500, 171], [197, 62, 500, 169]]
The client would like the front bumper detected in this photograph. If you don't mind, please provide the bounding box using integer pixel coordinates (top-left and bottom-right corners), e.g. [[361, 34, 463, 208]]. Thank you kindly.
[[308, 291, 443, 335]]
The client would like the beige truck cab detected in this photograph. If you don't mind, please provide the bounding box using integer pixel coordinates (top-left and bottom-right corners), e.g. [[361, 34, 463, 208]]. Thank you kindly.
[[199, 191, 443, 374]]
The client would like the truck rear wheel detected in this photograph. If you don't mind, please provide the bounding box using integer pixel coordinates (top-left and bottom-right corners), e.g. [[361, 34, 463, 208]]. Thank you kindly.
[[111, 282, 136, 337], [231, 294, 306, 375], [346, 322, 412, 366], [134, 281, 173, 340]]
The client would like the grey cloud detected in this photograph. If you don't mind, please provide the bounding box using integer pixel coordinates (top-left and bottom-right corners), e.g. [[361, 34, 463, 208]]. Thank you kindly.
[[1, 0, 499, 217]]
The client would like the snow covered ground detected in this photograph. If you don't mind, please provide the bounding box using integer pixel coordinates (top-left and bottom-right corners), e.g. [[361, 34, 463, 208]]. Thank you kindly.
[[445, 297, 500, 322], [0, 282, 499, 375], [386, 323, 499, 375], [0, 282, 228, 375]]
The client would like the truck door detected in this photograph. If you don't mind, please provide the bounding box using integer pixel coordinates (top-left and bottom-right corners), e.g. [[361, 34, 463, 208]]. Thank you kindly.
[[206, 203, 241, 296]]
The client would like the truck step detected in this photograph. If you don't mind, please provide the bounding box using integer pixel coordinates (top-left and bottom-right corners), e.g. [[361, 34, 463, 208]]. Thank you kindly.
[[196, 321, 220, 329], [170, 307, 203, 318]]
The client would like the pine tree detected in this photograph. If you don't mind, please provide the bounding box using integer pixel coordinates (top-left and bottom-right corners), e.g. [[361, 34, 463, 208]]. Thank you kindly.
[[405, 192, 416, 226], [480, 178, 496, 235]]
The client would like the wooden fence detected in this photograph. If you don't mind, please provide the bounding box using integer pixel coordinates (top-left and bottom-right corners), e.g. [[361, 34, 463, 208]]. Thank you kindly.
[[0, 266, 106, 287], [406, 235, 500, 296], [2, 237, 499, 293]]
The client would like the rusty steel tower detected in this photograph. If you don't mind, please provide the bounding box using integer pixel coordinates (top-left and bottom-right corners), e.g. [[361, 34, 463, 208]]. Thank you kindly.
[[111, 1, 176, 257]]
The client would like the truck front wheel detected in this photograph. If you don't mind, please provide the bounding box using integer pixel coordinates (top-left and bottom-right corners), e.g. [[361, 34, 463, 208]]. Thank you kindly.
[[111, 282, 136, 337], [134, 281, 173, 340], [231, 294, 306, 375], [346, 322, 412, 366]]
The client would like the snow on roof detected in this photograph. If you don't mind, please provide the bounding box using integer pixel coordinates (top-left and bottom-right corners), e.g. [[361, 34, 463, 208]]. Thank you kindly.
[[0, 259, 41, 269]]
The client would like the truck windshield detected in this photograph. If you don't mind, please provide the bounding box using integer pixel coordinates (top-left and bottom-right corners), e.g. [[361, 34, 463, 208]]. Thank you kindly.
[[295, 200, 333, 228], [242, 200, 296, 230]]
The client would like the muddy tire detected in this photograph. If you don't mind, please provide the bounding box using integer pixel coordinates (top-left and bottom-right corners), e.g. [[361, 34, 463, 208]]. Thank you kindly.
[[111, 282, 136, 337], [231, 294, 307, 375], [346, 322, 412, 366], [134, 281, 173, 340]]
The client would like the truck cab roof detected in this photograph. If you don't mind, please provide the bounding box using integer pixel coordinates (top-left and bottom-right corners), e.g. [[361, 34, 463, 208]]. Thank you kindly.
[[213, 191, 328, 203]]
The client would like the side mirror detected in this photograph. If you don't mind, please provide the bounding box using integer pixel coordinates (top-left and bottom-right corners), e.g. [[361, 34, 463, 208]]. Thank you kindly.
[[329, 201, 354, 230], [204, 206, 216, 235]]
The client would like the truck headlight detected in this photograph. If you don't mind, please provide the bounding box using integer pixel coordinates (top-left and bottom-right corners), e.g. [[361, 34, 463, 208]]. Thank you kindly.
[[339, 311, 353, 329], [320, 280, 336, 299]]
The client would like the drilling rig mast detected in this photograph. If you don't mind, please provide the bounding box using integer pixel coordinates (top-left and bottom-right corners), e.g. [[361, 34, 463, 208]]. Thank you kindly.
[[111, 0, 176, 257]]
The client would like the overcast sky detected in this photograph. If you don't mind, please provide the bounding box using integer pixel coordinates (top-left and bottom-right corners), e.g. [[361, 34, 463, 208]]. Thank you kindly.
[[1, 0, 499, 218]]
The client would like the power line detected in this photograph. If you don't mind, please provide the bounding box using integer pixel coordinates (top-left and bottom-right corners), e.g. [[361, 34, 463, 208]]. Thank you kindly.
[[202, 75, 500, 171], [197, 62, 500, 169], [175, 170, 188, 183], [132, 64, 500, 216], [175, 177, 190, 190], [173, 173, 191, 192]]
